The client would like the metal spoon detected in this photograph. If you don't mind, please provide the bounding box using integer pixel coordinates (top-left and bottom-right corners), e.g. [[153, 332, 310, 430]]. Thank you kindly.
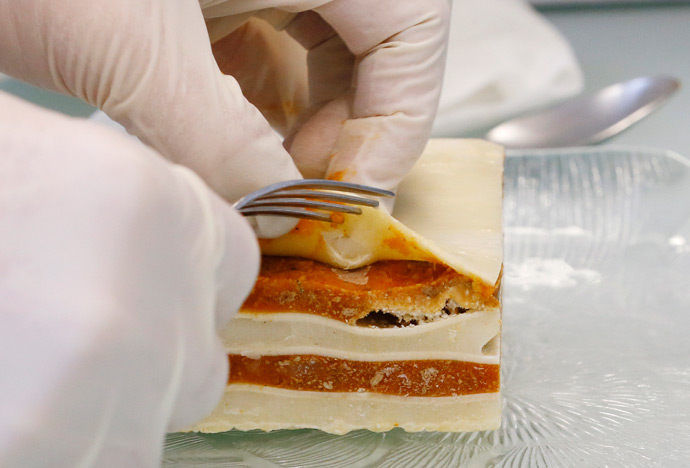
[[485, 75, 680, 149]]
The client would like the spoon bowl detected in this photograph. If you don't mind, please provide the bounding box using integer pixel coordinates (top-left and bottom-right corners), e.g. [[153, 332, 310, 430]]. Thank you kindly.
[[486, 75, 680, 149]]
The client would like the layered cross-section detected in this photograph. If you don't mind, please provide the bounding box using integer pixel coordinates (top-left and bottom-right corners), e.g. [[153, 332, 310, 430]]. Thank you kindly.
[[189, 139, 504, 434]]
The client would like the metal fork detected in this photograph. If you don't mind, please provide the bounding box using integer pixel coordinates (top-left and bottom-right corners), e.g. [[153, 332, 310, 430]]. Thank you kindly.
[[234, 179, 395, 222]]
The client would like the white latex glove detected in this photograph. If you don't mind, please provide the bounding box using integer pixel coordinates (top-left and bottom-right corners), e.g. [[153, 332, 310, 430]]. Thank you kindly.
[[205, 1, 451, 191], [0, 0, 449, 201], [0, 92, 259, 467]]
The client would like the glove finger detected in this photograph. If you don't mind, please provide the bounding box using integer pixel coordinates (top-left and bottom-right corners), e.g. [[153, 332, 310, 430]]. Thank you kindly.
[[123, 68, 304, 203], [211, 18, 309, 136], [209, 193, 260, 329], [285, 12, 353, 106], [167, 337, 229, 431], [0, 1, 305, 200], [282, 11, 354, 176], [164, 166, 259, 430], [284, 10, 337, 50], [79, 0, 304, 201], [169, 165, 260, 329], [309, 0, 450, 190], [284, 97, 350, 179]]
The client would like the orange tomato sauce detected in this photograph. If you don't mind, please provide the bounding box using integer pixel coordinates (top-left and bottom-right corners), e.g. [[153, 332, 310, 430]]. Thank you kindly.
[[242, 256, 499, 323], [228, 354, 500, 397]]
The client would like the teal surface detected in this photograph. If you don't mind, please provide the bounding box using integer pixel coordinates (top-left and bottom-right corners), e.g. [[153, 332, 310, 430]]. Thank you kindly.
[[0, 78, 94, 118]]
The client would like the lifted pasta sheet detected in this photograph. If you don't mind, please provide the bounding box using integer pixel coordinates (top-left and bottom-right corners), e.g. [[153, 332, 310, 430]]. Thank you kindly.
[[189, 139, 504, 434], [259, 139, 504, 287]]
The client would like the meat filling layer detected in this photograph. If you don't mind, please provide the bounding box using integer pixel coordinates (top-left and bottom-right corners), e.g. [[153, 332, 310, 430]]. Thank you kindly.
[[228, 354, 500, 397], [242, 256, 500, 325]]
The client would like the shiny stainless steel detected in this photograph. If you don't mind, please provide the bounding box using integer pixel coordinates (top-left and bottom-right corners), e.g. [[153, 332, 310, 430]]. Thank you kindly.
[[233, 179, 395, 222], [486, 76, 681, 149]]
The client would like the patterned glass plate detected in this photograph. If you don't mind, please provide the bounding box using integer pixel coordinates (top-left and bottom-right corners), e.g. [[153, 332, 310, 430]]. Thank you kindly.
[[163, 147, 690, 468]]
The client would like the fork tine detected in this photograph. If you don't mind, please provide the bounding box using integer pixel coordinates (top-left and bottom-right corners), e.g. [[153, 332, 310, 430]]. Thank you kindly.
[[255, 190, 379, 207], [266, 179, 395, 197], [238, 206, 333, 221], [233, 179, 395, 222], [241, 198, 363, 214]]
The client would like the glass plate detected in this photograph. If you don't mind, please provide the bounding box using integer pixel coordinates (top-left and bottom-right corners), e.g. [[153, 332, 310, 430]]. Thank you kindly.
[[163, 147, 690, 468]]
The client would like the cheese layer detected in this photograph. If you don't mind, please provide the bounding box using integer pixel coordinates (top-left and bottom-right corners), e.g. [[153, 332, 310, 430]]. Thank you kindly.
[[190, 385, 502, 434], [223, 311, 501, 363], [259, 139, 504, 286]]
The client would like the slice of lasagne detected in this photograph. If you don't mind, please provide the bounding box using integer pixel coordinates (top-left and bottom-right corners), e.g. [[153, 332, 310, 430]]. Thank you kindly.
[[190, 139, 504, 434]]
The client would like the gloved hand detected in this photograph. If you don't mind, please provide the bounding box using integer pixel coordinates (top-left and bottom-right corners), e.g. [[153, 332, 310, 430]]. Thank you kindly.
[[205, 0, 451, 192], [0, 0, 449, 206], [0, 92, 259, 467]]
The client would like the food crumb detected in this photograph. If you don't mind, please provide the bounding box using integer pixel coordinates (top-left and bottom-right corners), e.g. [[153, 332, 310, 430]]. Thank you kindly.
[[330, 212, 345, 224], [370, 372, 384, 387]]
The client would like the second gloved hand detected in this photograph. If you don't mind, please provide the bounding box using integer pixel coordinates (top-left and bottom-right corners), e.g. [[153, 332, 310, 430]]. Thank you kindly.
[[0, 93, 258, 467]]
